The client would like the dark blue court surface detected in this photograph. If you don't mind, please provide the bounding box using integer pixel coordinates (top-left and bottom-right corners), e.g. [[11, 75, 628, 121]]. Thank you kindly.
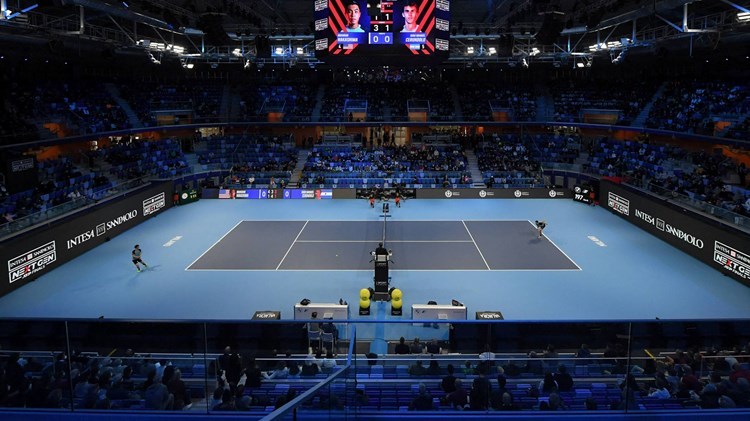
[[187, 220, 580, 271]]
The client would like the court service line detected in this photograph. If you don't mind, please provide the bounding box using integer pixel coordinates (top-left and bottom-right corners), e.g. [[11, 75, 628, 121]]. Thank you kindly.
[[462, 220, 491, 271], [184, 220, 245, 271], [275, 220, 310, 271]]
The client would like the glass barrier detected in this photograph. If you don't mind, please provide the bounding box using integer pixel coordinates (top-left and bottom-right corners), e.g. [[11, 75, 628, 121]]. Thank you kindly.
[[1, 317, 749, 418], [626, 178, 750, 228], [0, 176, 154, 238]]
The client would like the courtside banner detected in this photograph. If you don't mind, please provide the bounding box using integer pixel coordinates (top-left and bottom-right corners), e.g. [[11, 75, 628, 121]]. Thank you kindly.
[[0, 182, 172, 297], [417, 188, 569, 199], [600, 180, 750, 287]]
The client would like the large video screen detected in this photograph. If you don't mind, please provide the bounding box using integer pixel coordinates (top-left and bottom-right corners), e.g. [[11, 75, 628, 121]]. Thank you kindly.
[[314, 0, 450, 65]]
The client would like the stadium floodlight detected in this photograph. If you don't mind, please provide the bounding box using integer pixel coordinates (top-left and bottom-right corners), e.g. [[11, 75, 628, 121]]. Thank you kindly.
[[296, 47, 304, 55], [3, 3, 38, 20], [530, 47, 540, 56], [244, 59, 251, 69], [521, 57, 529, 68], [738, 12, 750, 22], [467, 46, 474, 54], [274, 47, 284, 56], [488, 47, 496, 55], [232, 48, 243, 57]]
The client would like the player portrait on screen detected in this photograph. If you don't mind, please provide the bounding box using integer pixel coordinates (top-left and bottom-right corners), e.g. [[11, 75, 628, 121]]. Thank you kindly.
[[345, 1, 365, 33], [400, 1, 420, 33]]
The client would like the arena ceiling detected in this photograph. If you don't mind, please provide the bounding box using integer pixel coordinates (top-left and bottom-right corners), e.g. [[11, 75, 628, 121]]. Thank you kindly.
[[0, 0, 748, 65]]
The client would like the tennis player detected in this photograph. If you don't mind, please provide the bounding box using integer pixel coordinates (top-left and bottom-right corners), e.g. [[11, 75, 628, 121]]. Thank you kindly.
[[535, 220, 547, 239], [132, 244, 149, 272]]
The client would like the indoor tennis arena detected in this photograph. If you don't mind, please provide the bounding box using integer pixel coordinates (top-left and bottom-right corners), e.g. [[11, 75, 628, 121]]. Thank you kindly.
[[0, 0, 749, 420]]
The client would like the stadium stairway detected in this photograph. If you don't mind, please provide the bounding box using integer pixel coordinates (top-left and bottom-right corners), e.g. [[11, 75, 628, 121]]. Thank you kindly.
[[184, 153, 202, 174], [534, 83, 553, 122], [287, 150, 309, 187], [465, 149, 485, 187], [104, 83, 143, 129], [311, 85, 326, 122], [450, 85, 462, 119], [221, 84, 241, 121], [632, 82, 667, 127]]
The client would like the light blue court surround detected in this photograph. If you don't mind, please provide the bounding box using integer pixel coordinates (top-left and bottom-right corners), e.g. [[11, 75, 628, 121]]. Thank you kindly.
[[0, 198, 748, 322]]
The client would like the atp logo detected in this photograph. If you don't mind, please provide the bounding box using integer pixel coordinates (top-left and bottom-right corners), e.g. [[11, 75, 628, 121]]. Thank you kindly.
[[444, 190, 453, 198], [514, 190, 522, 198], [479, 190, 487, 198]]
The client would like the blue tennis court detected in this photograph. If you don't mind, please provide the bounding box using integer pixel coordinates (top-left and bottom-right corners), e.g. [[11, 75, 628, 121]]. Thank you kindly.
[[0, 198, 748, 321], [187, 220, 580, 271]]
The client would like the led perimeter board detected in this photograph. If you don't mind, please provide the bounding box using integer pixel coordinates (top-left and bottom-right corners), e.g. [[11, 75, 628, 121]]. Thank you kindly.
[[314, 0, 451, 65]]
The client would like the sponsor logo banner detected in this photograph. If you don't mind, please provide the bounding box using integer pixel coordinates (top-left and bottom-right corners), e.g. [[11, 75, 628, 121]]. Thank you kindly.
[[252, 311, 281, 320], [1, 183, 171, 297], [417, 188, 571, 199], [634, 209, 704, 249], [475, 311, 504, 320], [601, 180, 750, 287], [714, 241, 750, 280], [8, 242, 57, 284], [436, 0, 450, 12], [314, 0, 327, 12], [143, 192, 165, 216], [607, 192, 630, 215], [11, 158, 34, 172], [67, 211, 140, 250]]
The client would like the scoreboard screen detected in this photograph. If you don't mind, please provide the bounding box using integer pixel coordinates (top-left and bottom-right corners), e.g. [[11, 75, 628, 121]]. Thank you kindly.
[[314, 0, 450, 65], [218, 189, 333, 199]]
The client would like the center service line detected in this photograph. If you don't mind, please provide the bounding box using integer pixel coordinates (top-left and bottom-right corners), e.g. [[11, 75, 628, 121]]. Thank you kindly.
[[462, 220, 491, 271], [276, 220, 309, 271]]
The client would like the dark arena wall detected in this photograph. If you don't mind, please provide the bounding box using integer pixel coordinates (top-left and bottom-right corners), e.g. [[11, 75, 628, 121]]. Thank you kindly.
[[600, 180, 750, 287], [0, 182, 172, 297]]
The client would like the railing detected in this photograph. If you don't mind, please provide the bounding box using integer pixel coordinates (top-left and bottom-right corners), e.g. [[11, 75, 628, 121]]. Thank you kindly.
[[0, 319, 749, 419], [0, 176, 151, 239], [627, 178, 750, 229]]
